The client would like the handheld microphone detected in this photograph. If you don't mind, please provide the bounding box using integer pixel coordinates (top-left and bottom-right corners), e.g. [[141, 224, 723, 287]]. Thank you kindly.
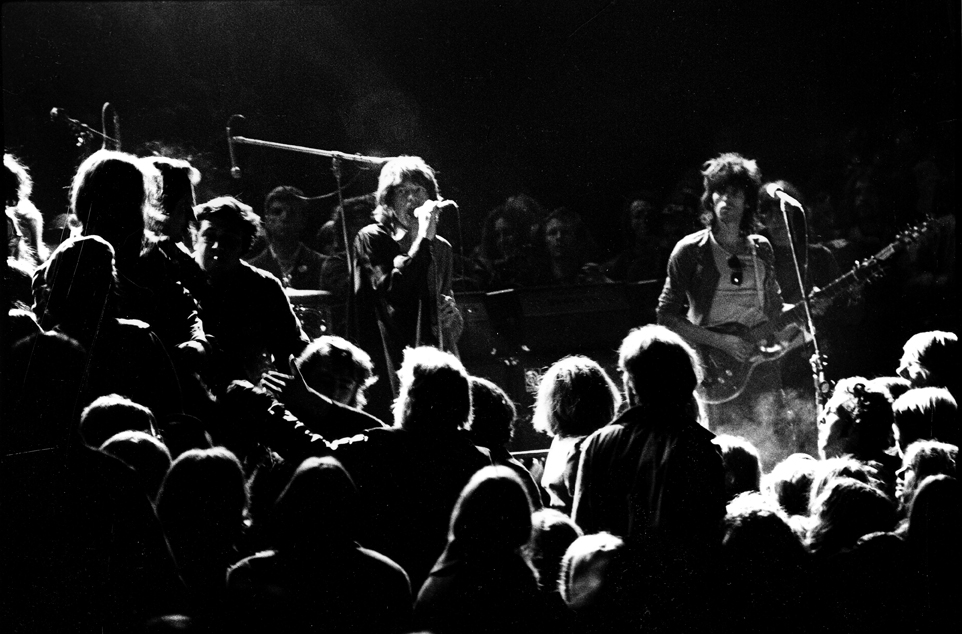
[[764, 183, 804, 209], [227, 114, 244, 179]]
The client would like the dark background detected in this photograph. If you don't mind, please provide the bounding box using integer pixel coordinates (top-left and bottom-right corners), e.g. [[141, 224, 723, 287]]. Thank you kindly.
[[4, 1, 959, 253]]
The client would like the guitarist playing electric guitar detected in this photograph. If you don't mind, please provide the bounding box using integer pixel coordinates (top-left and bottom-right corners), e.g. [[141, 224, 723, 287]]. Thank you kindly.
[[657, 153, 794, 436]]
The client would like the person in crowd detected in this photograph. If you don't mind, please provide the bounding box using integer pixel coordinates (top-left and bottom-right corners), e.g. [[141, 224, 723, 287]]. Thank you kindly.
[[866, 375, 913, 402], [100, 430, 172, 505], [897, 330, 959, 402], [142, 155, 209, 301], [5, 208, 35, 306], [192, 196, 309, 392], [467, 375, 544, 508], [317, 193, 376, 336], [892, 387, 958, 451], [2, 331, 186, 631], [156, 447, 249, 625], [226, 456, 413, 634], [4, 152, 48, 267], [247, 186, 327, 290], [713, 434, 762, 502], [904, 474, 960, 631], [572, 324, 725, 632], [532, 355, 621, 514], [415, 466, 556, 634], [603, 191, 671, 283], [719, 492, 811, 634], [558, 532, 631, 634], [335, 346, 490, 591], [524, 509, 582, 609], [895, 440, 956, 521], [471, 202, 543, 290], [806, 456, 883, 517], [354, 155, 464, 422], [763, 452, 817, 531], [35, 235, 184, 420], [32, 149, 209, 366], [536, 207, 610, 286], [79, 393, 158, 449], [657, 153, 794, 438], [817, 377, 900, 495], [806, 476, 896, 559]]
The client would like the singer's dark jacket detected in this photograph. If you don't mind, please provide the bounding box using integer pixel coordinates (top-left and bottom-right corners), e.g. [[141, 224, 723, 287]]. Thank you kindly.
[[353, 221, 454, 421]]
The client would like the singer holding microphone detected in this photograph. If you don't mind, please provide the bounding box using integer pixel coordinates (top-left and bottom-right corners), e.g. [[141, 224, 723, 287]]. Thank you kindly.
[[354, 156, 464, 422]]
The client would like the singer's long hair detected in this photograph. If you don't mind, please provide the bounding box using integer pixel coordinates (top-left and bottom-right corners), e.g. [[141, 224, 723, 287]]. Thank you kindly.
[[373, 155, 439, 225], [700, 152, 763, 237]]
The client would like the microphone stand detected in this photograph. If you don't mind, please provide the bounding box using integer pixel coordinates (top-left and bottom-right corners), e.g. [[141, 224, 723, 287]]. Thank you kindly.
[[228, 122, 397, 341], [779, 199, 832, 423]]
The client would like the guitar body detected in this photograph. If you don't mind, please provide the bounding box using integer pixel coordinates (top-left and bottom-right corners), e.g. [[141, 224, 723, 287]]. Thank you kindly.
[[696, 323, 794, 404]]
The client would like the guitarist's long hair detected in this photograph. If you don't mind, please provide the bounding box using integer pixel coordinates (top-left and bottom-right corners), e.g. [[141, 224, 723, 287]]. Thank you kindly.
[[700, 153, 762, 237]]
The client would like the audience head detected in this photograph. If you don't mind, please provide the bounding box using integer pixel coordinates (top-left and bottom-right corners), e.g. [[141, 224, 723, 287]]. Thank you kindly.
[[543, 207, 590, 267], [898, 330, 958, 392], [818, 377, 894, 460], [79, 393, 157, 449], [330, 193, 375, 250], [393, 346, 471, 433], [701, 152, 762, 236], [70, 149, 150, 256], [906, 474, 961, 551], [272, 455, 360, 552], [619, 324, 702, 411], [723, 492, 806, 562], [193, 196, 260, 275], [157, 447, 249, 546], [764, 452, 817, 516], [448, 465, 533, 556], [467, 376, 518, 449], [374, 155, 439, 225], [161, 413, 214, 460], [3, 152, 32, 208], [480, 204, 529, 261], [144, 156, 199, 242], [525, 509, 583, 595], [865, 375, 913, 402], [713, 434, 762, 502], [897, 440, 957, 511], [807, 476, 896, 557], [559, 532, 626, 613], [295, 335, 376, 409], [100, 430, 172, 503], [532, 355, 621, 439], [808, 456, 881, 516], [262, 185, 307, 245], [893, 387, 958, 451]]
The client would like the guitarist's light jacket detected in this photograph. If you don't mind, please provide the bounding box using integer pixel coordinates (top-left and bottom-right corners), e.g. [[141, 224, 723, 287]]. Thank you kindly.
[[656, 228, 784, 328]]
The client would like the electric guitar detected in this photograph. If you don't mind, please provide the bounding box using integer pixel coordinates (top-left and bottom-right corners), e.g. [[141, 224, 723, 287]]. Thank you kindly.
[[696, 219, 935, 404]]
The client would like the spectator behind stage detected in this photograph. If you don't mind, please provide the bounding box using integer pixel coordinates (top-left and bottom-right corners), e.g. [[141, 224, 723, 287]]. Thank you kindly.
[[892, 387, 958, 452], [532, 355, 622, 515], [603, 191, 671, 283], [897, 330, 959, 402], [571, 324, 725, 632], [817, 377, 900, 495], [247, 186, 327, 290], [713, 434, 762, 503], [226, 456, 413, 634], [192, 196, 308, 392], [142, 156, 209, 303], [415, 466, 558, 634], [335, 346, 491, 591], [895, 440, 957, 522], [156, 447, 248, 625], [31, 149, 209, 366], [471, 202, 543, 290], [466, 376, 544, 509], [316, 193, 376, 335], [536, 207, 611, 286], [34, 235, 184, 420], [100, 430, 172, 505], [79, 393, 157, 449]]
